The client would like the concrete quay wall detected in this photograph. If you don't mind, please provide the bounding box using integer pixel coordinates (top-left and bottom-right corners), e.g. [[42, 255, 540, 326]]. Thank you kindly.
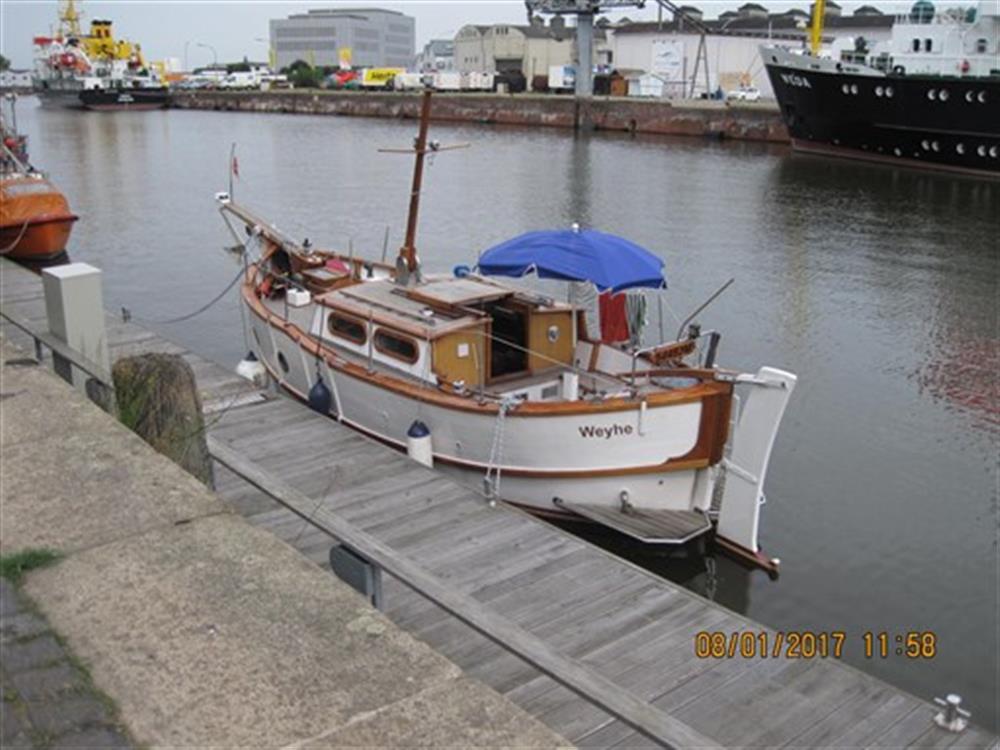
[[0, 335, 566, 749], [169, 90, 791, 144]]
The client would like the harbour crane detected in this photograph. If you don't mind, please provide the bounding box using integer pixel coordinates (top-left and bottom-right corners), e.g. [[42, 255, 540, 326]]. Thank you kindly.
[[525, 0, 712, 98]]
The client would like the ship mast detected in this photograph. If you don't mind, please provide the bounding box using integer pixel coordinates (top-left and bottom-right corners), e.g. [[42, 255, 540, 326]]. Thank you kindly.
[[379, 89, 467, 284], [400, 89, 433, 275], [58, 0, 83, 38], [809, 0, 826, 55]]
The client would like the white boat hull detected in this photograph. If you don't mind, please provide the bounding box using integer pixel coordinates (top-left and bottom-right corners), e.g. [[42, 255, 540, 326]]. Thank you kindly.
[[249, 312, 715, 516]]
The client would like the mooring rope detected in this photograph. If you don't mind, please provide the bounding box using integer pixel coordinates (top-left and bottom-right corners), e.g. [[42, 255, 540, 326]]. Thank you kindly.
[[0, 218, 32, 256]]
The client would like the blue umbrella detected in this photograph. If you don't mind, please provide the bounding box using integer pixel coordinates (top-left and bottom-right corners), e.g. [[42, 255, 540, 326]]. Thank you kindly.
[[477, 227, 667, 293]]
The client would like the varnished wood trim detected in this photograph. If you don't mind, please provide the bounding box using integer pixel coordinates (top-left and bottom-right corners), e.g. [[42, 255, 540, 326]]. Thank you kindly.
[[245, 272, 730, 419], [255, 353, 717, 477]]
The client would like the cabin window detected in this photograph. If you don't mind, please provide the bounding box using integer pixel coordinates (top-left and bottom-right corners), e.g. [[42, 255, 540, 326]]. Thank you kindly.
[[327, 313, 366, 344], [374, 329, 419, 363], [912, 38, 920, 52], [924, 38, 933, 52], [976, 38, 988, 53], [277, 351, 290, 374]]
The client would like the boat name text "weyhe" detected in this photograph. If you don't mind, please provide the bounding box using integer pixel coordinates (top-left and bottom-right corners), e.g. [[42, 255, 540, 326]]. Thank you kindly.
[[579, 424, 634, 439], [780, 73, 812, 89]]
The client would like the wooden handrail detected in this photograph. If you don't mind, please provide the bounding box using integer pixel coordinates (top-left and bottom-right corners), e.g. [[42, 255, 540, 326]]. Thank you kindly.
[[207, 434, 722, 750]]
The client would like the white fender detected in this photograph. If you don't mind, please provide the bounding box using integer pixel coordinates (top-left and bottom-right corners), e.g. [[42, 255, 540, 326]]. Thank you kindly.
[[716, 367, 797, 552]]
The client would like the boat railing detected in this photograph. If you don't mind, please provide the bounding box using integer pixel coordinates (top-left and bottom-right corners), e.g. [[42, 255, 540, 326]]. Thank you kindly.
[[0, 138, 32, 177]]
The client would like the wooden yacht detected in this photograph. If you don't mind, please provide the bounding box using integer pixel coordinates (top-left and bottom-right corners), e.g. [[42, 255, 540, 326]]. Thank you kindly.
[[218, 91, 797, 570]]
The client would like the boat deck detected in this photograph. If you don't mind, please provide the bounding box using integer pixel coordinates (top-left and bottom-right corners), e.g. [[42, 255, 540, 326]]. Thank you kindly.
[[3, 256, 996, 748]]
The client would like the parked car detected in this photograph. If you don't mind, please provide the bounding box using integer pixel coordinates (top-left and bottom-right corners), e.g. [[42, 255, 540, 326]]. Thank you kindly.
[[727, 86, 761, 102]]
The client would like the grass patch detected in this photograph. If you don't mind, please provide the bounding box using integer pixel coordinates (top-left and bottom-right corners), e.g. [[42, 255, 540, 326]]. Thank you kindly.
[[0, 549, 61, 582]]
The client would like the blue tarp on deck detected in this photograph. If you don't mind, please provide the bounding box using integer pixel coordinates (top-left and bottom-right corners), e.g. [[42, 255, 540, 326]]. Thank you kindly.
[[477, 228, 667, 293]]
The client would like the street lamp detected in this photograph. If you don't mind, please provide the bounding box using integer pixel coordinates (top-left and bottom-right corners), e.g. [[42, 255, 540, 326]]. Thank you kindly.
[[253, 37, 275, 71], [197, 42, 218, 67]]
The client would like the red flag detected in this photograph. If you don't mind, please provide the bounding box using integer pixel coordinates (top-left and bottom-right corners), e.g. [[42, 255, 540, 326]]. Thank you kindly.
[[232, 154, 239, 179]]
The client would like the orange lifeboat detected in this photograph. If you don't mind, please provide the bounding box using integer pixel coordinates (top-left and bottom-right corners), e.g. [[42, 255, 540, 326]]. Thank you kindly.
[[0, 175, 78, 260]]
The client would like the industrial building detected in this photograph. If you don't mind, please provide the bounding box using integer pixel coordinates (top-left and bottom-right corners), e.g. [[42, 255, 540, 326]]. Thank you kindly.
[[610, 3, 894, 98], [416, 39, 455, 72], [454, 17, 610, 84], [270, 7, 415, 71]]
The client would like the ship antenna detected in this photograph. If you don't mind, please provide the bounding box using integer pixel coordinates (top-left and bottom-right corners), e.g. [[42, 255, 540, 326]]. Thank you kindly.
[[378, 88, 468, 285]]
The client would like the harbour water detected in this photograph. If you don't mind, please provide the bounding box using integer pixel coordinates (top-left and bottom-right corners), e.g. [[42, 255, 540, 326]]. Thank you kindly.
[[15, 100, 998, 730]]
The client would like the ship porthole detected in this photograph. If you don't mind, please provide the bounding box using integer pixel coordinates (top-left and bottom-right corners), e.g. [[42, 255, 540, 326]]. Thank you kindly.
[[875, 86, 884, 97], [921, 140, 930, 150], [977, 145, 987, 157], [841, 84, 850, 95], [978, 91, 987, 103], [850, 84, 859, 95], [771, 55, 778, 63], [893, 147, 902, 157], [965, 90, 974, 102], [956, 143, 966, 155], [990, 146, 998, 158], [885, 86, 894, 97], [932, 140, 940, 152], [927, 89, 937, 100], [939, 89, 950, 101]]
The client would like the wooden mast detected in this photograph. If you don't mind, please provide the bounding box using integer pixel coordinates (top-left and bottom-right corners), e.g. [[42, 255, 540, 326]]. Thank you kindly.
[[400, 89, 433, 274]]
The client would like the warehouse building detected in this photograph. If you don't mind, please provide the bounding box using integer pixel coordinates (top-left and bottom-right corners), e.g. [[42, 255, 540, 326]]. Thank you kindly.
[[270, 7, 415, 71], [610, 3, 894, 98], [454, 16, 610, 84]]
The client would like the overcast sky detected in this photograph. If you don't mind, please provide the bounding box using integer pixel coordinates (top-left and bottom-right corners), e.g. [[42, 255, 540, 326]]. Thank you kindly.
[[3, 0, 912, 69]]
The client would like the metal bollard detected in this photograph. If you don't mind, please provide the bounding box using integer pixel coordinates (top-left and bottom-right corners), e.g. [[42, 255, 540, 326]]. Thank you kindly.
[[933, 694, 970, 733]]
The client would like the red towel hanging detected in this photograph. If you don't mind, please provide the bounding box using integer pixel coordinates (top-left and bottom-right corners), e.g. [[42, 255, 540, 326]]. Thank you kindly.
[[599, 292, 629, 344]]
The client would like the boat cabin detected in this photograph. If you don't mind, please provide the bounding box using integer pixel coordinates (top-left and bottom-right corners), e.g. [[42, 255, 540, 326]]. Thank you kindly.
[[306, 274, 578, 398]]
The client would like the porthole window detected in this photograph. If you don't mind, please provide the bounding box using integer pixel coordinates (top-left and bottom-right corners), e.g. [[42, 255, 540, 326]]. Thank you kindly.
[[927, 89, 937, 100], [277, 351, 290, 374], [912, 38, 920, 52], [966, 90, 975, 102], [875, 86, 884, 97], [978, 91, 987, 103], [924, 38, 933, 52], [990, 146, 998, 158], [939, 89, 949, 101], [932, 140, 940, 152], [885, 86, 894, 98], [893, 147, 902, 156], [327, 313, 367, 345], [921, 139, 930, 150], [977, 145, 987, 157], [374, 329, 418, 364], [842, 84, 850, 94], [850, 84, 859, 95], [956, 143, 966, 155]]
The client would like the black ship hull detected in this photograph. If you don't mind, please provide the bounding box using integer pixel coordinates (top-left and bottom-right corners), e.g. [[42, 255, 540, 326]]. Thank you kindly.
[[79, 88, 168, 111], [764, 62, 1000, 177]]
